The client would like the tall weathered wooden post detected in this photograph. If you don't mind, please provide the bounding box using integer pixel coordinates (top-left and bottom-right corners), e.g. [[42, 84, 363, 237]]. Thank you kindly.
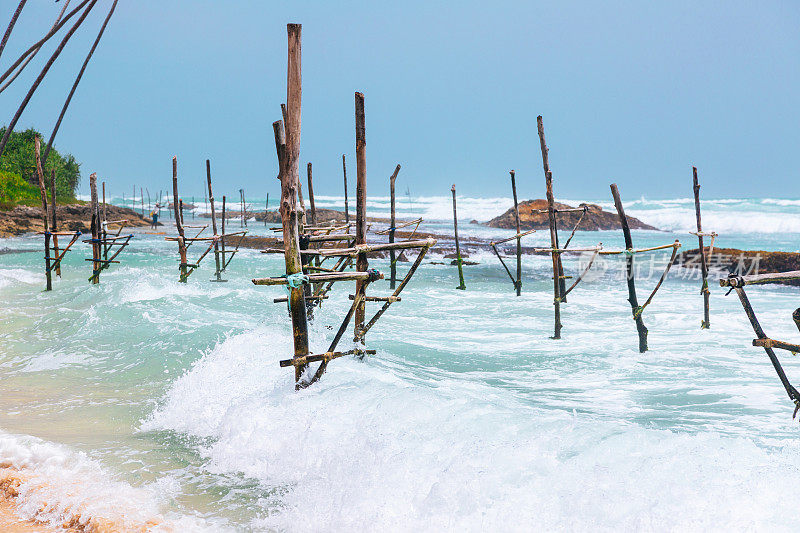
[[611, 183, 648, 352], [537, 117, 566, 300], [34, 137, 51, 291], [693, 167, 710, 329], [89, 172, 101, 285], [207, 159, 223, 281], [49, 169, 61, 277], [172, 157, 188, 283], [342, 154, 350, 224], [282, 23, 310, 381], [451, 184, 466, 290], [510, 169, 522, 296], [353, 92, 369, 340], [389, 164, 401, 289], [306, 162, 316, 226]]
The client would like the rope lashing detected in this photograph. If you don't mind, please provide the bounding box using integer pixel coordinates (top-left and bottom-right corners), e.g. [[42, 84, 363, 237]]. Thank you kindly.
[[285, 272, 310, 289], [701, 278, 709, 295], [624, 249, 636, 257], [367, 268, 382, 282], [633, 305, 644, 319]]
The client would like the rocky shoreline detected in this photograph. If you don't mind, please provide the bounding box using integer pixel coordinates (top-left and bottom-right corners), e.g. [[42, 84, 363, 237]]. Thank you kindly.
[[0, 204, 151, 237]]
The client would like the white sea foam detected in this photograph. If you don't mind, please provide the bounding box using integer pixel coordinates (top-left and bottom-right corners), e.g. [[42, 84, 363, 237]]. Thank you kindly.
[[0, 268, 40, 290], [144, 324, 800, 531], [0, 430, 210, 531]]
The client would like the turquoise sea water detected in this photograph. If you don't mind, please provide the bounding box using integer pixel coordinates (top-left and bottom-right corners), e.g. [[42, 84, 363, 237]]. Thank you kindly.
[[2, 196, 800, 531]]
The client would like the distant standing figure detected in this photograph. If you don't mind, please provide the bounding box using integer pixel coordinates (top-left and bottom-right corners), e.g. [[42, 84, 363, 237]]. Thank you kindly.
[[150, 207, 159, 229]]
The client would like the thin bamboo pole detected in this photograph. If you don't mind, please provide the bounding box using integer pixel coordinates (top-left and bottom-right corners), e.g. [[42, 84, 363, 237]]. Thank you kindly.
[[221, 195, 227, 267], [50, 169, 60, 277], [0, 1, 27, 63], [207, 159, 223, 282], [510, 169, 521, 296], [89, 172, 100, 285], [389, 164, 400, 289], [41, 0, 118, 167], [34, 137, 51, 291], [172, 157, 188, 283], [342, 154, 350, 224], [611, 183, 648, 353], [307, 161, 321, 293], [451, 184, 466, 290], [0, 0, 97, 158], [101, 181, 108, 260], [354, 92, 369, 341], [283, 23, 310, 382], [265, 193, 269, 226], [693, 166, 710, 329], [240, 188, 247, 227]]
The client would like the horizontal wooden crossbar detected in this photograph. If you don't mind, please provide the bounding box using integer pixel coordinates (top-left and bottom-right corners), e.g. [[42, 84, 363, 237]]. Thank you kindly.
[[599, 242, 680, 255], [349, 295, 401, 302], [279, 349, 376, 367], [375, 217, 423, 235], [319, 238, 436, 257], [721, 271, 800, 288], [490, 229, 537, 246], [252, 270, 384, 286], [753, 338, 800, 353], [273, 295, 329, 303]]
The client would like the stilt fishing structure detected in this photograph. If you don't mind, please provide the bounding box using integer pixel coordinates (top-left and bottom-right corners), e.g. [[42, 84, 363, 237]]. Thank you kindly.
[[451, 184, 466, 290], [252, 24, 435, 388], [33, 137, 80, 291], [206, 159, 246, 281], [490, 170, 536, 295], [721, 271, 800, 418], [517, 117, 602, 338], [692, 167, 717, 329], [167, 157, 246, 282], [375, 165, 422, 290], [85, 173, 132, 284], [608, 183, 681, 352]]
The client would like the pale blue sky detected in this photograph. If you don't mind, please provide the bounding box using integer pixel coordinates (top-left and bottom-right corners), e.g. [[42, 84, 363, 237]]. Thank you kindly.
[[1, 1, 798, 201]]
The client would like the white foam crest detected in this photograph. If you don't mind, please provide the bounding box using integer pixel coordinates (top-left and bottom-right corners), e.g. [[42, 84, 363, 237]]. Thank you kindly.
[[0, 430, 210, 531], [0, 268, 40, 291], [144, 327, 800, 531]]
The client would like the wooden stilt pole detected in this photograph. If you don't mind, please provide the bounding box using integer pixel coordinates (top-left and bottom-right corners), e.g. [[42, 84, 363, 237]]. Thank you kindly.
[[510, 169, 521, 296], [265, 193, 269, 226], [693, 166, 710, 329], [50, 169, 61, 277], [207, 159, 223, 281], [354, 91, 369, 341], [221, 195, 227, 267], [611, 183, 648, 352], [239, 188, 246, 227], [306, 162, 316, 226], [389, 164, 400, 289], [283, 23, 310, 382], [34, 137, 51, 291], [172, 157, 188, 283], [794, 308, 800, 334], [537, 116, 566, 304], [141, 187, 144, 217], [451, 184, 466, 290], [101, 181, 108, 260], [342, 154, 350, 224], [89, 172, 100, 285]]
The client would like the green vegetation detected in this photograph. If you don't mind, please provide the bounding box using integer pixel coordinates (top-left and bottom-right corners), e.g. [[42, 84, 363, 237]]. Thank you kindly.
[[0, 127, 81, 206]]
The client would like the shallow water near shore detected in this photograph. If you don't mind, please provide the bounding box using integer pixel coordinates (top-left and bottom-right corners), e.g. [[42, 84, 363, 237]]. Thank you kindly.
[[2, 196, 800, 531]]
